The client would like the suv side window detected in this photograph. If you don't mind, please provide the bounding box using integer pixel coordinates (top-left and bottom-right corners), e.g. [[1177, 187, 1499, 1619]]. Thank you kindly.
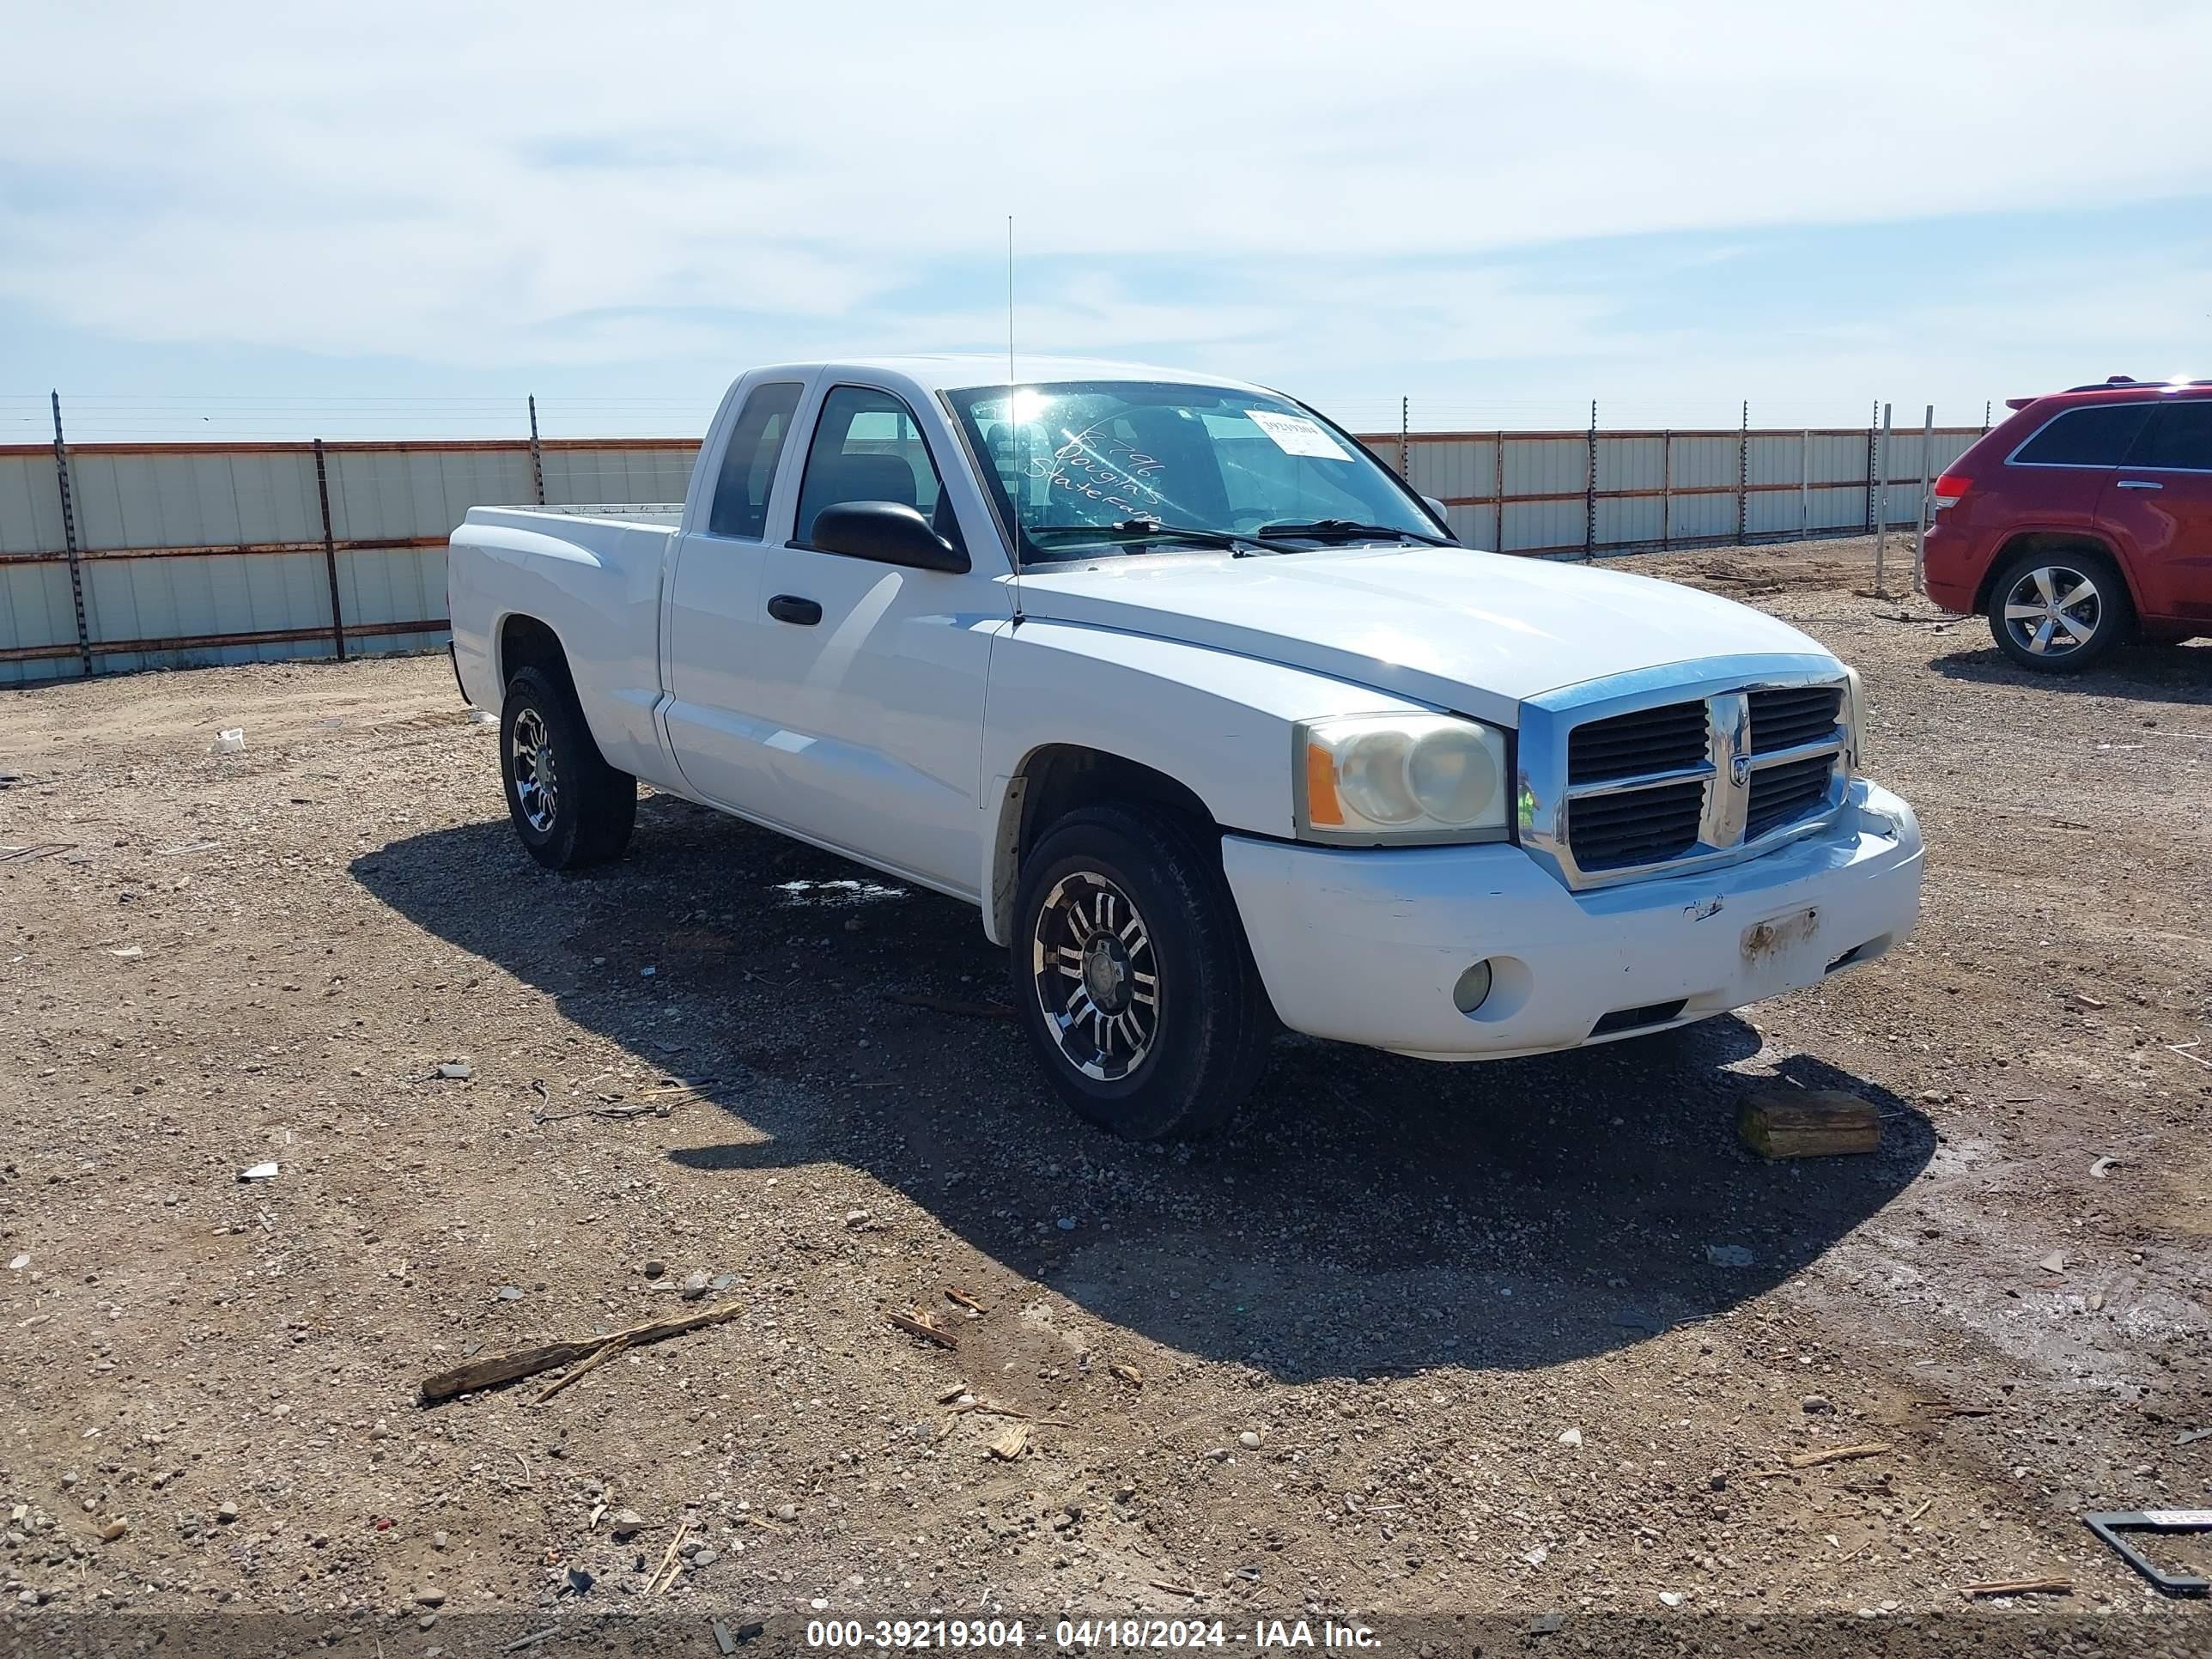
[[706, 381, 804, 539], [2123, 401, 2212, 472], [793, 386, 957, 549], [2011, 403, 2154, 467]]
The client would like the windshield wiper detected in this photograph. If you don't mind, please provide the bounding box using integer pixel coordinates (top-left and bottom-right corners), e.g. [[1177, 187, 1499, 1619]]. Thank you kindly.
[[1255, 518, 1459, 548], [1027, 518, 1272, 556]]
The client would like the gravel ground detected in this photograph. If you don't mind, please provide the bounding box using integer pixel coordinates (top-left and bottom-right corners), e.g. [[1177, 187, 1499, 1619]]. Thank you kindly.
[[2, 535, 2208, 1656]]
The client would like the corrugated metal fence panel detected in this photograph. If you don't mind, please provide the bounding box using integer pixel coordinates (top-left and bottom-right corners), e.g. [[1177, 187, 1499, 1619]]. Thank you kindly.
[[1501, 436, 1589, 552], [0, 563, 80, 686], [67, 447, 324, 549], [1595, 435, 1665, 547], [0, 455, 72, 685], [0, 453, 67, 556], [85, 551, 337, 676], [1404, 436, 1494, 504], [540, 445, 698, 506]]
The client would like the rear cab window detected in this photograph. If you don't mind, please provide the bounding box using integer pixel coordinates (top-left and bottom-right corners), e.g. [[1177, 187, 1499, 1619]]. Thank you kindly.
[[707, 381, 804, 538], [2009, 403, 2155, 467]]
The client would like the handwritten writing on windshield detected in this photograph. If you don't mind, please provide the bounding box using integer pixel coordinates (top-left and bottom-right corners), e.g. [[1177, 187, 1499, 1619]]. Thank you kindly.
[[1036, 431, 1166, 520]]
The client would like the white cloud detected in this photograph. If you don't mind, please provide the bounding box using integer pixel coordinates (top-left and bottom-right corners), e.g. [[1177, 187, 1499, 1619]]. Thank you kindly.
[[1, 0, 2208, 396]]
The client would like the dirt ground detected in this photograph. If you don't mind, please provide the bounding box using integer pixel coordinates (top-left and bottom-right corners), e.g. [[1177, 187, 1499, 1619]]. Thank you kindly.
[[2, 535, 2208, 1656]]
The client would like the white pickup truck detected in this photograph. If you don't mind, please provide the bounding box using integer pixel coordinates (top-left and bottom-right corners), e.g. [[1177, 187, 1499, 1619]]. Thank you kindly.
[[447, 356, 1922, 1138]]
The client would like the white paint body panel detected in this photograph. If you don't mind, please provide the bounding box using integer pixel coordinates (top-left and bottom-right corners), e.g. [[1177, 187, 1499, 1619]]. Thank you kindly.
[[1224, 781, 1922, 1057], [445, 355, 1923, 1061]]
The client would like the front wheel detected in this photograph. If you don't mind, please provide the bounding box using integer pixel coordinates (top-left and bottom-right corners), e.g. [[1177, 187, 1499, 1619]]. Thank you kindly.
[[1010, 805, 1273, 1140], [500, 665, 636, 870], [1985, 549, 2133, 672]]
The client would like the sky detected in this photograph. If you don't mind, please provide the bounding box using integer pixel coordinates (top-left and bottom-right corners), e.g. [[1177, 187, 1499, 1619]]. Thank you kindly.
[[3, 1, 2209, 443]]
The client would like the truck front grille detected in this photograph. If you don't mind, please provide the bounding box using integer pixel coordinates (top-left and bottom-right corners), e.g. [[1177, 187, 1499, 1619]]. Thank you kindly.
[[1747, 752, 1838, 839], [1747, 685, 1843, 754], [1568, 778, 1705, 871], [1567, 700, 1711, 786], [1543, 675, 1850, 889]]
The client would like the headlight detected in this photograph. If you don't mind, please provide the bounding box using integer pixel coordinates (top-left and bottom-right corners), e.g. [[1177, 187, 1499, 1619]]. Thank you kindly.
[[1843, 667, 1865, 772], [1297, 714, 1510, 842]]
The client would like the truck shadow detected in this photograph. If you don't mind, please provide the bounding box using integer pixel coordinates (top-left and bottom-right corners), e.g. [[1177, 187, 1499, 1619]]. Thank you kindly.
[[352, 795, 1935, 1382]]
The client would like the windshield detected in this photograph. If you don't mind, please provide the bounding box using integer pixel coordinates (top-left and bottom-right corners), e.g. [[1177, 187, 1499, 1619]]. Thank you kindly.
[[946, 381, 1452, 564]]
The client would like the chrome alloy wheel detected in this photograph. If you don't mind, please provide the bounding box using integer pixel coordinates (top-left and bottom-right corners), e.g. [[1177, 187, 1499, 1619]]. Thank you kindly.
[[511, 706, 560, 833], [1030, 871, 1159, 1081], [2001, 563, 2103, 658]]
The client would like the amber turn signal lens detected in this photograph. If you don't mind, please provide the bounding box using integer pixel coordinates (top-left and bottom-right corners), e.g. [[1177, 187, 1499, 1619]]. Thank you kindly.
[[1304, 740, 1344, 826]]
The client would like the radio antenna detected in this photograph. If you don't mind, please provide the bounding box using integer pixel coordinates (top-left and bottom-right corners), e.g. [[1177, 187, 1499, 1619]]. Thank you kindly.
[[1006, 213, 1024, 621]]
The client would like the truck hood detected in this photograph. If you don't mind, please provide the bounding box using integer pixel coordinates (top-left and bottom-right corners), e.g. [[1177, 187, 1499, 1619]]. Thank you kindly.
[[1012, 545, 1832, 724]]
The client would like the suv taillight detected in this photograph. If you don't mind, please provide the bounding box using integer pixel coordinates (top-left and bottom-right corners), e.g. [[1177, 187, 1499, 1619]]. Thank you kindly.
[[1932, 472, 1970, 511]]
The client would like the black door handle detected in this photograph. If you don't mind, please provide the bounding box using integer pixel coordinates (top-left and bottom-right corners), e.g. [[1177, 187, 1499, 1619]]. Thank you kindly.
[[767, 594, 822, 626]]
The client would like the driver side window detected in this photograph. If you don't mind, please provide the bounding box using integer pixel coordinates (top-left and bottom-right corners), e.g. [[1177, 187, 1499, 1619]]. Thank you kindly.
[[793, 386, 951, 548]]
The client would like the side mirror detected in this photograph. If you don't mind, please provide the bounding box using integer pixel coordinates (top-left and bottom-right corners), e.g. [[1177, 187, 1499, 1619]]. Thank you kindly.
[[810, 501, 969, 573], [1421, 495, 1452, 527]]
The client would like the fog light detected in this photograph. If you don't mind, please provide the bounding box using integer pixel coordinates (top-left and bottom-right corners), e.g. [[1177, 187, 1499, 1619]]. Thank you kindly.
[[1452, 959, 1495, 1015]]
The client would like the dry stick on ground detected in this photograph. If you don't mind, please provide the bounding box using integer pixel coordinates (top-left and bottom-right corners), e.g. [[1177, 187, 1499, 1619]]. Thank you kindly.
[[944, 1287, 988, 1314], [886, 1310, 959, 1350], [651, 1522, 692, 1595], [1787, 1442, 1893, 1470], [417, 1304, 743, 1405], [1960, 1577, 2072, 1598], [532, 1336, 629, 1406]]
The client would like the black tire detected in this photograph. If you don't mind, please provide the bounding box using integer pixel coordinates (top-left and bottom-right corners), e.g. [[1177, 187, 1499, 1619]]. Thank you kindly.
[[1009, 804, 1273, 1139], [499, 665, 636, 870], [1985, 546, 2133, 672]]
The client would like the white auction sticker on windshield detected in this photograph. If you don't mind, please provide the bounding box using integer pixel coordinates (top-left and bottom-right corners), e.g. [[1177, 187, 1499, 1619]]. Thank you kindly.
[[1246, 409, 1353, 461]]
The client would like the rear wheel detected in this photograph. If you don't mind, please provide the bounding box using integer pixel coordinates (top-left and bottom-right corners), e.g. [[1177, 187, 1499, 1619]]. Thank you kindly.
[[1985, 548, 2132, 672], [500, 665, 636, 870], [1010, 805, 1272, 1140]]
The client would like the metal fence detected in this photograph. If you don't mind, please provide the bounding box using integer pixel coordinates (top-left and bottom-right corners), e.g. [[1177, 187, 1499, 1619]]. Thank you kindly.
[[0, 406, 1978, 687]]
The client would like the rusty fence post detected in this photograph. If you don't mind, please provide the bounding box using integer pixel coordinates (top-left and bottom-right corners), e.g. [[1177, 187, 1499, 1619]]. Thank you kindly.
[[1864, 401, 1878, 531], [528, 395, 547, 505], [48, 392, 94, 677], [1800, 428, 1811, 535], [1492, 430, 1505, 553], [1583, 401, 1596, 558], [1660, 429, 1673, 548], [1735, 399, 1748, 545], [313, 439, 347, 661]]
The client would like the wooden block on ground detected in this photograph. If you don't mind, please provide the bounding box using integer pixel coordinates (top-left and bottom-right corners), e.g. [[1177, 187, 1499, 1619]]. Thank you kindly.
[[1737, 1088, 1881, 1159]]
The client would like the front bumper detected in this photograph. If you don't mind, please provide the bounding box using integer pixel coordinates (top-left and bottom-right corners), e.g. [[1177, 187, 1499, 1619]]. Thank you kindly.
[[1221, 781, 1922, 1060]]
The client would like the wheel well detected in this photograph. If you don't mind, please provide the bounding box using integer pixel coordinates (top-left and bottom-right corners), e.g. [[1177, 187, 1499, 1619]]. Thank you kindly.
[[498, 614, 573, 693], [1975, 532, 2131, 615], [990, 744, 1221, 941]]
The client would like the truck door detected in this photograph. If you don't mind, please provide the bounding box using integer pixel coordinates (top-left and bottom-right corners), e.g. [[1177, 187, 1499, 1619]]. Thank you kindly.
[[2103, 398, 2212, 626], [663, 375, 811, 810], [746, 381, 1006, 896]]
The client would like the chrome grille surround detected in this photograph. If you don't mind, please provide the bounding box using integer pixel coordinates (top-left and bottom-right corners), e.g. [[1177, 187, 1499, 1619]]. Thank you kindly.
[[1516, 653, 1853, 891]]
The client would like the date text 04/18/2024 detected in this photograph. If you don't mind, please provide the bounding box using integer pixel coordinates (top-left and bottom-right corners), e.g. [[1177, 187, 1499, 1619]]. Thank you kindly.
[[803, 1619, 1381, 1650]]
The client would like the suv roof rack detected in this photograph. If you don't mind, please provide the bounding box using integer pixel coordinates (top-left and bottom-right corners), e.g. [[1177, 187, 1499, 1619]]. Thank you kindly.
[[2058, 376, 2209, 392]]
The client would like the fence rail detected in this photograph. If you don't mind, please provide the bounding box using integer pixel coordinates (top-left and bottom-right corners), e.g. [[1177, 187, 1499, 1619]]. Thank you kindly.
[[0, 416, 1976, 686]]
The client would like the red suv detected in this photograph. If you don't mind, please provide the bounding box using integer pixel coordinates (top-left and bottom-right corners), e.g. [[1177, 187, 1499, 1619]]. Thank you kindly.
[[1923, 378, 2212, 671]]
